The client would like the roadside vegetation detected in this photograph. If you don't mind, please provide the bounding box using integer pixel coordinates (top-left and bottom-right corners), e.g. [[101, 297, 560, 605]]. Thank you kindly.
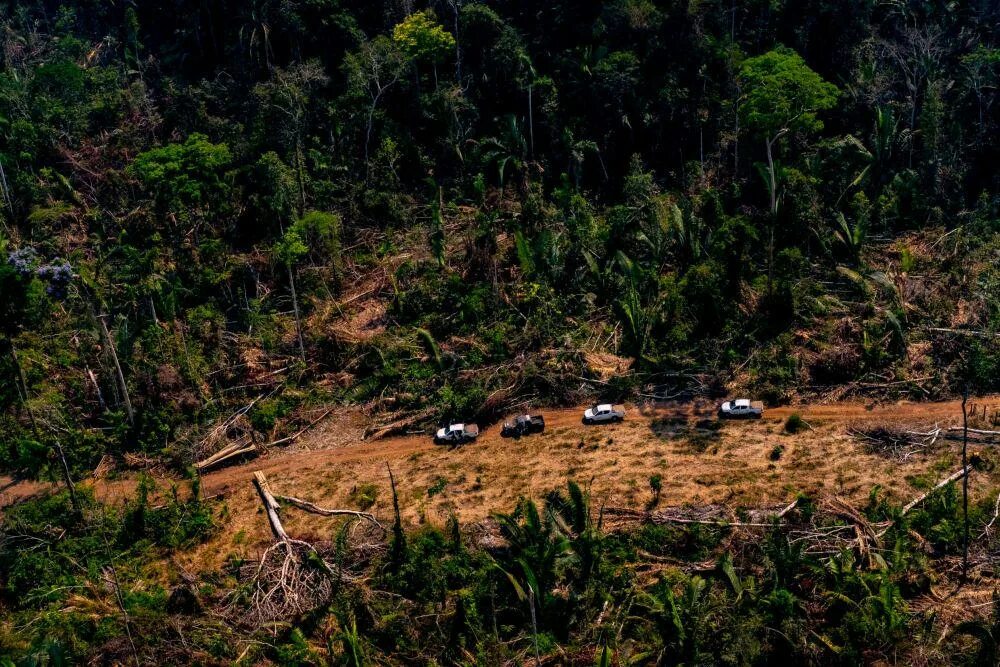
[[3, 474, 1000, 664]]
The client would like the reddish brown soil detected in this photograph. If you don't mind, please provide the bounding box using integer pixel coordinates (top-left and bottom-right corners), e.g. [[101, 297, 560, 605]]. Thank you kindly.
[[5, 395, 999, 573]]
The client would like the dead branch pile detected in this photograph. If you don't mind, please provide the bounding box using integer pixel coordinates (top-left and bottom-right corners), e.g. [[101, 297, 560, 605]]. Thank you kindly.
[[194, 405, 333, 471], [849, 422, 942, 460], [193, 409, 258, 471], [791, 497, 890, 563], [93, 454, 116, 479], [605, 465, 973, 569], [121, 452, 166, 474], [363, 407, 435, 440]]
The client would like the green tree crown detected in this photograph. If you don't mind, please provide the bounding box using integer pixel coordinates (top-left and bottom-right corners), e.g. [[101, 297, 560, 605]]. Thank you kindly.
[[739, 47, 840, 139], [392, 10, 456, 64]]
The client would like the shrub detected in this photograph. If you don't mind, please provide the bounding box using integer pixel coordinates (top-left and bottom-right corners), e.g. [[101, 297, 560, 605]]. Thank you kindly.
[[784, 413, 805, 433], [350, 483, 379, 510]]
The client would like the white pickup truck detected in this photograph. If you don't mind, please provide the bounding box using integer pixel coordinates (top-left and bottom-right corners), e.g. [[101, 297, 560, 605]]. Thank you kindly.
[[434, 423, 480, 445], [582, 404, 625, 425], [717, 399, 764, 419]]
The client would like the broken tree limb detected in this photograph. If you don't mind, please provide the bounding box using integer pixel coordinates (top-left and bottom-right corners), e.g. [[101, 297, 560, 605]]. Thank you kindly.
[[262, 408, 334, 448], [979, 492, 1000, 540], [901, 466, 971, 516], [273, 493, 383, 530], [776, 498, 800, 518], [947, 426, 1000, 436]]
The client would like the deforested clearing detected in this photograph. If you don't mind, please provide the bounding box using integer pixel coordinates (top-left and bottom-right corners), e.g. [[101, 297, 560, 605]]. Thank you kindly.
[[4, 1, 1000, 664]]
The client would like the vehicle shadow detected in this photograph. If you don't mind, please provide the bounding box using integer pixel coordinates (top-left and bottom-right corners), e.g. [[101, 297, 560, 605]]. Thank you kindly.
[[639, 399, 726, 453]]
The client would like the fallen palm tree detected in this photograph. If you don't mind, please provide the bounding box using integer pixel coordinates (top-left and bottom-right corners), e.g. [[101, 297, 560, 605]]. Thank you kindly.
[[227, 471, 384, 626]]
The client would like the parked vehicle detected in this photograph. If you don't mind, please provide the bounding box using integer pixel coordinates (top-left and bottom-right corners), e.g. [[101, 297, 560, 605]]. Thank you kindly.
[[582, 404, 625, 424], [717, 399, 764, 419], [434, 423, 480, 444], [501, 414, 545, 438]]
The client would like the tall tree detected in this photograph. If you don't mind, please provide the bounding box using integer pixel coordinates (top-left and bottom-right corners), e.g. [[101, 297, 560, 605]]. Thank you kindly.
[[344, 36, 405, 174], [739, 47, 838, 293]]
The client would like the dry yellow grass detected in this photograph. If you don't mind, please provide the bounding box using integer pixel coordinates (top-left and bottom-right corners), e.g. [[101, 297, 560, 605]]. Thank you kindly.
[[161, 397, 1000, 571], [5, 396, 999, 578]]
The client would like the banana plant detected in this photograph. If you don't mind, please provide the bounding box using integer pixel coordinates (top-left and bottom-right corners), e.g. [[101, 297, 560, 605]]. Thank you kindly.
[[636, 576, 712, 665], [478, 115, 528, 193], [833, 212, 867, 266]]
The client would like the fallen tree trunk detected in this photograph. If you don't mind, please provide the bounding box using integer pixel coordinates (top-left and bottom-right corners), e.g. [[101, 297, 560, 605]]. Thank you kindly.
[[364, 408, 434, 440], [196, 408, 334, 471], [238, 470, 354, 625], [604, 506, 777, 528], [901, 466, 971, 516], [195, 440, 257, 471], [947, 426, 1000, 437], [253, 471, 289, 542]]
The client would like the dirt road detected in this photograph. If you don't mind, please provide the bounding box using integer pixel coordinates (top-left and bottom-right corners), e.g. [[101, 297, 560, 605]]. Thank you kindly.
[[4, 396, 999, 552], [199, 395, 995, 496]]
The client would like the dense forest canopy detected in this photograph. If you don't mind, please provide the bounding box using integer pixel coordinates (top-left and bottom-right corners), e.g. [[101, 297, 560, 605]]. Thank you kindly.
[[0, 0, 999, 473]]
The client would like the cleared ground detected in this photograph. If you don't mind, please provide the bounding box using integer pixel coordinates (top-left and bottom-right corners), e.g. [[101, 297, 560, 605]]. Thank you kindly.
[[4, 396, 999, 573]]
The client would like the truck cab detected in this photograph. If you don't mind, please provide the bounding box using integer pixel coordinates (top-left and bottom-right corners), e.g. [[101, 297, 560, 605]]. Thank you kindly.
[[718, 399, 764, 419], [501, 414, 545, 438], [434, 423, 480, 444], [583, 404, 625, 424]]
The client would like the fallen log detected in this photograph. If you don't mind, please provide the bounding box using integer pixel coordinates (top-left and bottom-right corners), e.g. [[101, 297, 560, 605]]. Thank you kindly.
[[604, 505, 775, 528], [238, 471, 349, 626], [196, 408, 334, 470], [195, 441, 258, 471], [364, 408, 434, 440], [901, 466, 971, 516], [947, 426, 1000, 436], [253, 471, 289, 543]]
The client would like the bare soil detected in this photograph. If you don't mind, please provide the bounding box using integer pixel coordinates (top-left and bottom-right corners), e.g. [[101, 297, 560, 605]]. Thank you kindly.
[[7, 396, 998, 574], [4, 393, 1000, 644]]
